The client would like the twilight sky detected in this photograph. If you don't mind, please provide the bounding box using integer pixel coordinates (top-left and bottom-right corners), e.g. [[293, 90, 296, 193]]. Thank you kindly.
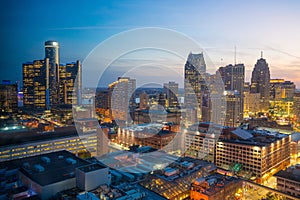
[[1, 0, 300, 88]]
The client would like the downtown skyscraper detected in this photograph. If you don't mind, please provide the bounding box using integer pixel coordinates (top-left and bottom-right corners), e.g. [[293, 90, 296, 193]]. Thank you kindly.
[[218, 63, 245, 126], [23, 41, 81, 110], [45, 41, 60, 106], [109, 77, 136, 124], [163, 81, 179, 108], [250, 53, 271, 111], [184, 52, 206, 124]]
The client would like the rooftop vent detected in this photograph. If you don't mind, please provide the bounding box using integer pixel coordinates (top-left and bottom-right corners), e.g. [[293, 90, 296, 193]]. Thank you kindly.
[[23, 162, 30, 169], [66, 158, 77, 165], [34, 164, 45, 173], [41, 156, 51, 164]]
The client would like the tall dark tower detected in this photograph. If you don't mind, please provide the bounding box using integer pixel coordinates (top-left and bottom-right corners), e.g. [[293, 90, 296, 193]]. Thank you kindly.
[[250, 52, 270, 111], [218, 63, 245, 125], [45, 40, 60, 107], [184, 52, 206, 123]]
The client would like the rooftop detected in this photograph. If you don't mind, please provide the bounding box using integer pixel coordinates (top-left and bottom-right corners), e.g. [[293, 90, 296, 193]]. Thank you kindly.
[[0, 150, 90, 186], [222, 128, 290, 146], [191, 173, 241, 196], [121, 123, 175, 136], [0, 126, 85, 147], [77, 163, 106, 173], [274, 164, 300, 183], [139, 157, 216, 199]]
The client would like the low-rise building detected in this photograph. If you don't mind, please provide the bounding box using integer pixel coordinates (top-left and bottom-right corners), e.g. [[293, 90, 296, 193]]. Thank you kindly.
[[0, 150, 110, 199], [139, 157, 216, 200], [291, 132, 300, 161], [184, 122, 234, 163], [115, 123, 177, 152], [216, 128, 291, 182], [190, 173, 242, 200], [274, 164, 300, 198], [0, 126, 98, 161]]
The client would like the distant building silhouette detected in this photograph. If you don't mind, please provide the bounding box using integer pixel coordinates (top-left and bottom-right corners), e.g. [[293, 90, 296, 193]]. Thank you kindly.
[[250, 53, 270, 111], [0, 80, 18, 114]]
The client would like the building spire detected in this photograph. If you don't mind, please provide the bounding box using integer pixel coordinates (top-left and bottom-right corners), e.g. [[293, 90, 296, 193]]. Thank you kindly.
[[234, 46, 237, 65], [261, 51, 263, 58]]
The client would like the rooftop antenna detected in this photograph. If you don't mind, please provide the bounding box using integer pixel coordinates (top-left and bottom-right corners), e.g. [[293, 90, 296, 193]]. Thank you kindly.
[[261, 51, 263, 58], [234, 46, 237, 65]]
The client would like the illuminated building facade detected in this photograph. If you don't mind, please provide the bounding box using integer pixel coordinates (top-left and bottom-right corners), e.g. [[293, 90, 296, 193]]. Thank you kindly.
[[269, 100, 293, 121], [216, 130, 291, 182], [218, 64, 245, 124], [0, 150, 110, 200], [294, 91, 300, 125], [0, 80, 18, 114], [250, 53, 270, 111], [190, 173, 242, 200], [0, 127, 98, 161], [184, 123, 234, 163], [23, 60, 47, 109], [270, 79, 295, 101], [290, 133, 300, 162], [270, 79, 285, 100], [274, 165, 300, 198], [109, 77, 136, 124], [139, 91, 148, 110], [23, 41, 81, 110], [163, 81, 179, 108], [139, 158, 216, 200], [115, 124, 176, 151], [45, 40, 60, 106], [59, 61, 82, 105], [218, 64, 245, 95], [244, 92, 260, 117], [184, 53, 206, 122], [224, 91, 242, 127]]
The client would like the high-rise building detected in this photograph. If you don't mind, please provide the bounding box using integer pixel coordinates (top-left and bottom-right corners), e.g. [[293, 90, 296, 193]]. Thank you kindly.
[[274, 81, 295, 101], [294, 91, 300, 124], [95, 88, 110, 109], [23, 41, 81, 110], [243, 82, 262, 117], [45, 41, 60, 106], [224, 90, 243, 127], [157, 92, 167, 108], [109, 77, 136, 124], [0, 80, 18, 114], [270, 79, 285, 100], [163, 81, 179, 108], [244, 92, 260, 117], [23, 60, 47, 110], [139, 91, 148, 110], [218, 64, 245, 93], [59, 60, 82, 105], [250, 53, 270, 111], [218, 64, 245, 125], [184, 53, 206, 123]]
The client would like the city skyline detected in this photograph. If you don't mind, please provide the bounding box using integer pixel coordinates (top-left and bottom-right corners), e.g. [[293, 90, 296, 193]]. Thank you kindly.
[[1, 1, 300, 199], [1, 0, 300, 88]]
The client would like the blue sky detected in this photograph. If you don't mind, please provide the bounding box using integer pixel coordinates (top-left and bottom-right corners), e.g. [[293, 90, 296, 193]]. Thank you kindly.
[[1, 0, 300, 88]]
